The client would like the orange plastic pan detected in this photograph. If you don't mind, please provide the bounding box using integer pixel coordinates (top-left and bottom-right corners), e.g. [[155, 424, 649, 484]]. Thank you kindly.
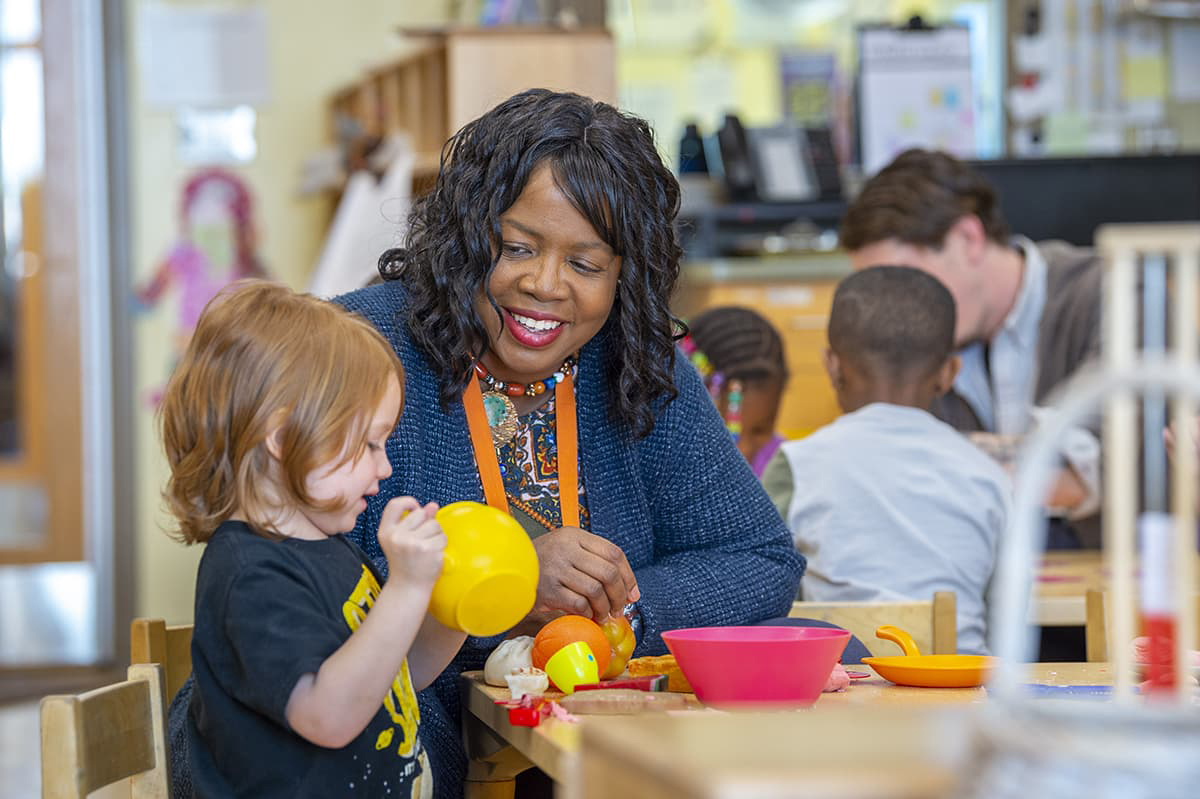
[[862, 625, 997, 688]]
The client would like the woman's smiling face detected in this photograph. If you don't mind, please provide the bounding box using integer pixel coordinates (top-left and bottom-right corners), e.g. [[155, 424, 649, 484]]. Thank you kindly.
[[475, 162, 622, 385]]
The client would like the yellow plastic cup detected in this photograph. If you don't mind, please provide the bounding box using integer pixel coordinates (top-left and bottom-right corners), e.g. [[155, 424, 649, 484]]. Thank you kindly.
[[429, 501, 539, 636], [544, 641, 599, 694]]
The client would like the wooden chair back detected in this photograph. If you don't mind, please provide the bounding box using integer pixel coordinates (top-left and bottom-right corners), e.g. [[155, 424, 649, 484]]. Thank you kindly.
[[789, 591, 958, 655], [1084, 588, 1200, 662], [130, 618, 193, 702], [40, 663, 171, 799]]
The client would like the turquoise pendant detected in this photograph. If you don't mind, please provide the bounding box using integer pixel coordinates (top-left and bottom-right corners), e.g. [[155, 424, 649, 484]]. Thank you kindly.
[[482, 391, 519, 446]]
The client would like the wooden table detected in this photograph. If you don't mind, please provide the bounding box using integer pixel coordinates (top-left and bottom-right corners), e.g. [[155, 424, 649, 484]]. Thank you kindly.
[[576, 663, 1125, 799], [460, 663, 1111, 798]]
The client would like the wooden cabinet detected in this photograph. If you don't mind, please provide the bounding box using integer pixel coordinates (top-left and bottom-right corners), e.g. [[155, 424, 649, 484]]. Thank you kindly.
[[329, 28, 616, 178]]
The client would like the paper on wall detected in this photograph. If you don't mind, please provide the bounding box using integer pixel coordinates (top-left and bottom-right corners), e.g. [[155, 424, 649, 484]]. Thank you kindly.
[[1120, 18, 1167, 121], [857, 27, 976, 175], [1043, 112, 1123, 155], [1124, 55, 1168, 102], [1039, 0, 1070, 109], [1169, 24, 1200, 102], [1007, 83, 1054, 124], [1044, 112, 1090, 153], [690, 58, 739, 132], [1123, 54, 1167, 124], [139, 3, 271, 109], [1013, 35, 1051, 72], [1073, 2, 1099, 115]]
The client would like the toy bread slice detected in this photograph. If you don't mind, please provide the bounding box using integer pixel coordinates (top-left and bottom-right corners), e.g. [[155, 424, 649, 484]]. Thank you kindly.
[[626, 654, 693, 693]]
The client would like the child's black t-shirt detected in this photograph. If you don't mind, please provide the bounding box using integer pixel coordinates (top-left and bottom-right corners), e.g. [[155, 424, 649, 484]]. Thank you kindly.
[[187, 521, 430, 798]]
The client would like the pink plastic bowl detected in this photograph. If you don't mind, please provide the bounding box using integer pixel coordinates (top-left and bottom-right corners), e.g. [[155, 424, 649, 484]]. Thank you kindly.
[[662, 626, 851, 707]]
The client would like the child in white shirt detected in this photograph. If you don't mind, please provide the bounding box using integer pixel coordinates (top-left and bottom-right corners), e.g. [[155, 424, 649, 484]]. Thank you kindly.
[[762, 266, 1010, 654]]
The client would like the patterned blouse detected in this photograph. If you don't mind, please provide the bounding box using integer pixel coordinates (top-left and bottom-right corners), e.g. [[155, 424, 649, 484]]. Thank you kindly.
[[496, 392, 590, 535]]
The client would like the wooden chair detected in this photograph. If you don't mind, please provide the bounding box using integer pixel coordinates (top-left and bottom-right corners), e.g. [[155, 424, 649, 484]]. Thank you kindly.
[[40, 663, 171, 799], [789, 591, 958, 655], [130, 618, 193, 702], [1084, 588, 1200, 662], [1084, 588, 1109, 663]]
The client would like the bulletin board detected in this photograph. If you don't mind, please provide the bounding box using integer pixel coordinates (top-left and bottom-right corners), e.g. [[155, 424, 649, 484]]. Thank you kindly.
[[857, 24, 975, 175]]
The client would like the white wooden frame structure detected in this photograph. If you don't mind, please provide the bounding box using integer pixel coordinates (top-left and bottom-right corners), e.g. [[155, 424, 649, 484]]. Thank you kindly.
[[992, 223, 1200, 705]]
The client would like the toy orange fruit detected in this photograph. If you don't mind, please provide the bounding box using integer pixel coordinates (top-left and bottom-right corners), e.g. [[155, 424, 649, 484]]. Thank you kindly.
[[531, 615, 611, 677]]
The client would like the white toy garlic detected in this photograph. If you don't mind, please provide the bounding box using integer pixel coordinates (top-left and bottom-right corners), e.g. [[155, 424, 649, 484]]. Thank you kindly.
[[504, 667, 549, 699], [483, 635, 535, 686]]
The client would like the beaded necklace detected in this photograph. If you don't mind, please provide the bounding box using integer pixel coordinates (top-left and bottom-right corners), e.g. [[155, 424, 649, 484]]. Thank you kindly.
[[463, 368, 580, 528], [472, 355, 577, 446]]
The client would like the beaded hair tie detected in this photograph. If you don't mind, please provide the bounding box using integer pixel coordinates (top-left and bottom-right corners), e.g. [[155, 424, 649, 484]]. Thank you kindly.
[[679, 334, 742, 440]]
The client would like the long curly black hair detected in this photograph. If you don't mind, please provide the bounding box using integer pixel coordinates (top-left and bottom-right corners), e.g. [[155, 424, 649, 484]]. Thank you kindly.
[[379, 89, 684, 438]]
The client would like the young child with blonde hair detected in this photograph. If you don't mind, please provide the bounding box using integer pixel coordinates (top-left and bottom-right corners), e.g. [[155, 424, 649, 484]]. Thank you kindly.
[[160, 280, 464, 798]]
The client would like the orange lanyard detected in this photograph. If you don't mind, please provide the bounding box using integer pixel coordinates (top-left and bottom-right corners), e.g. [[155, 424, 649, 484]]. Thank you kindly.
[[463, 375, 580, 528]]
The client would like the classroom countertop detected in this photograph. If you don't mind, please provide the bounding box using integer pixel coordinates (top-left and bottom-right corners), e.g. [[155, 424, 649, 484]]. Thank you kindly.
[[681, 252, 852, 284]]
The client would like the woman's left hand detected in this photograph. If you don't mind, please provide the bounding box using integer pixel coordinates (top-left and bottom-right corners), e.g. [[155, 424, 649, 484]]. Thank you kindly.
[[523, 526, 639, 625]]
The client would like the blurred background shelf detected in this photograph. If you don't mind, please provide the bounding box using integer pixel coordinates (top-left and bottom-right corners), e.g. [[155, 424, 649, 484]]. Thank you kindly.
[[329, 27, 616, 189], [678, 199, 848, 259]]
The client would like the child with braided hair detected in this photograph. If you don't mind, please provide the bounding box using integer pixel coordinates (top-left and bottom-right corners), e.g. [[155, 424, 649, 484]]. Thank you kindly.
[[681, 306, 790, 478]]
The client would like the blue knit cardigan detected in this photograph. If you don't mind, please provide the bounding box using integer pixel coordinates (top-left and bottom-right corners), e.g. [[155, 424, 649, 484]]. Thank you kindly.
[[337, 280, 805, 654]]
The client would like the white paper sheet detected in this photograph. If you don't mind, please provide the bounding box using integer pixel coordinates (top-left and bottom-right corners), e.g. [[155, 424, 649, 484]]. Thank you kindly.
[[689, 58, 738, 132], [1169, 24, 1200, 102], [1013, 35, 1051, 72], [858, 27, 975, 175], [139, 3, 271, 109]]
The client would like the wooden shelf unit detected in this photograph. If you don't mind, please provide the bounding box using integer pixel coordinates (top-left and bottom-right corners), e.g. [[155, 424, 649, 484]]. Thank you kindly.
[[329, 27, 617, 180]]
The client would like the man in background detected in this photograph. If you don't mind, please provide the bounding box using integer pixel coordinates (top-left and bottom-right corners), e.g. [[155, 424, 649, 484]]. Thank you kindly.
[[839, 148, 1102, 548]]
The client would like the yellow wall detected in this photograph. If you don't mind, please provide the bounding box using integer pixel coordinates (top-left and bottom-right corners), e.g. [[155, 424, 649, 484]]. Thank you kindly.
[[129, 0, 450, 623]]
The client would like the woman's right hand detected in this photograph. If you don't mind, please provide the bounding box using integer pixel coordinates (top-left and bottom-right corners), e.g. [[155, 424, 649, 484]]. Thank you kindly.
[[526, 527, 639, 624], [378, 496, 446, 586]]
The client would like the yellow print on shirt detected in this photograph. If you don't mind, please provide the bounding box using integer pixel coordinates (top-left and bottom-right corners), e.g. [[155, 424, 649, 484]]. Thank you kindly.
[[343, 564, 421, 758]]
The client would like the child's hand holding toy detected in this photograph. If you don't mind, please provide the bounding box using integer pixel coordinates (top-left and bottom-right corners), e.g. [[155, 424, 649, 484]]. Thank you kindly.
[[379, 496, 446, 586]]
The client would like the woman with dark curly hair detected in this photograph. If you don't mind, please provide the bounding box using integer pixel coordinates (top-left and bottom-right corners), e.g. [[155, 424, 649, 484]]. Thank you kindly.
[[335, 89, 804, 797]]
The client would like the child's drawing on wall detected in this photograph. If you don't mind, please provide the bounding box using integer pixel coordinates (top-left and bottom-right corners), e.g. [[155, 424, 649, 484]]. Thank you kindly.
[[136, 168, 268, 405]]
